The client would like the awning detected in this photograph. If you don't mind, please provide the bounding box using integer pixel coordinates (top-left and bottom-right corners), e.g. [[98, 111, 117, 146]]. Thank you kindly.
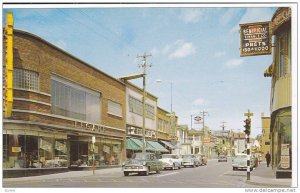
[[129, 138, 154, 151], [127, 138, 169, 152], [147, 141, 169, 153], [126, 138, 141, 151], [160, 140, 177, 150]]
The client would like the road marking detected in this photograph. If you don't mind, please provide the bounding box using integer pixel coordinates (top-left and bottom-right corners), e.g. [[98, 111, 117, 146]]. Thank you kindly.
[[155, 172, 179, 177]]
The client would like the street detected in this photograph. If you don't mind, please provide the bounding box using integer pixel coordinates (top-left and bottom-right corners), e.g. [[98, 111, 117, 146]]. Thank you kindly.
[[4, 159, 262, 188]]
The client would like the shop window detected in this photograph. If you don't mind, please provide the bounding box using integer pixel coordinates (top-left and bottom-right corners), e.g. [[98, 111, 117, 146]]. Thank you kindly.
[[54, 139, 67, 167], [25, 135, 39, 168], [39, 136, 54, 168], [51, 76, 100, 123], [108, 100, 122, 117], [13, 68, 39, 91]]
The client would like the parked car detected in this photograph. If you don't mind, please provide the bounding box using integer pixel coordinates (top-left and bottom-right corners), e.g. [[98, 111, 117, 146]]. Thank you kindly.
[[181, 154, 201, 168], [122, 152, 163, 176], [218, 154, 228, 162], [232, 153, 255, 171], [195, 154, 207, 165], [159, 154, 181, 170]]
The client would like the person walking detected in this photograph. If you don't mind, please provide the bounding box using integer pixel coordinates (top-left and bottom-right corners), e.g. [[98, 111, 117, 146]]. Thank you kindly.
[[265, 151, 271, 167]]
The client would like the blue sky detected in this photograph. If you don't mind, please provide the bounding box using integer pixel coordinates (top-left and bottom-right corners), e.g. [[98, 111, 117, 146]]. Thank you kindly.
[[2, 6, 278, 137]]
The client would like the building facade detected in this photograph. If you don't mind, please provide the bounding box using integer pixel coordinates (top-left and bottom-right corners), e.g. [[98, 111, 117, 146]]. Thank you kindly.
[[264, 7, 292, 178], [122, 81, 168, 157], [175, 125, 191, 155], [261, 113, 271, 161], [3, 30, 127, 177]]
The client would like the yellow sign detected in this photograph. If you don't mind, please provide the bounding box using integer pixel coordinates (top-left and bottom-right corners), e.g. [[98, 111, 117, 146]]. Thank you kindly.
[[12, 147, 21, 153], [4, 12, 14, 118], [203, 138, 210, 144], [244, 113, 253, 117]]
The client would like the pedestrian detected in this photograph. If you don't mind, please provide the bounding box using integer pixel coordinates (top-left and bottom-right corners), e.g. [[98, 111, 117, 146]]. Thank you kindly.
[[265, 151, 271, 167]]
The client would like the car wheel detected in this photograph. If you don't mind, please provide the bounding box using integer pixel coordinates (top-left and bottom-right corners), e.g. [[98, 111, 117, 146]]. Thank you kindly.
[[233, 167, 236, 171], [144, 167, 149, 176], [124, 172, 129, 176], [178, 165, 181, 169], [172, 164, 175, 170], [156, 169, 161, 174]]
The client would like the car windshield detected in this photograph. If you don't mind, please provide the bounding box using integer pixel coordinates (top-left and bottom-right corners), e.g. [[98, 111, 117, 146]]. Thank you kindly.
[[134, 153, 149, 160], [182, 155, 193, 159]]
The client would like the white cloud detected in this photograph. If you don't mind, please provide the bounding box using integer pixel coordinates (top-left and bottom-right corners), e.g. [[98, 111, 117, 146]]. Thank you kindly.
[[181, 9, 204, 23], [225, 58, 245, 68], [168, 40, 196, 59], [230, 8, 275, 33], [214, 51, 226, 58]]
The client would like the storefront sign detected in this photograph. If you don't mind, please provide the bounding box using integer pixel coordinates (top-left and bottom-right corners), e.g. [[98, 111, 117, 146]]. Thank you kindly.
[[40, 138, 52, 152], [74, 121, 105, 133], [240, 21, 272, 56], [55, 141, 66, 153], [12, 146, 21, 153], [280, 144, 290, 169], [203, 137, 211, 144]]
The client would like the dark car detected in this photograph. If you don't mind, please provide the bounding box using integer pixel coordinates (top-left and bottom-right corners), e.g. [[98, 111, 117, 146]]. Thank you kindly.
[[122, 152, 163, 176], [218, 154, 227, 162]]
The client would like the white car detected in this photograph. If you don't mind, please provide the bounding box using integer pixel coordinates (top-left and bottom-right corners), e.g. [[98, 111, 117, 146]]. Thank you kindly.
[[232, 153, 255, 170], [159, 154, 182, 170]]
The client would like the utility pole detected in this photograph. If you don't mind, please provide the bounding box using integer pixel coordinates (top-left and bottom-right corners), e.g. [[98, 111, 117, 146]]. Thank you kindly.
[[137, 52, 152, 153], [221, 121, 226, 131], [200, 111, 208, 155]]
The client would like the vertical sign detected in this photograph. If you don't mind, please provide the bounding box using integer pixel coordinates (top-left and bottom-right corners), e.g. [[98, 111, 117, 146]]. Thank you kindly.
[[4, 12, 14, 117], [240, 21, 272, 57]]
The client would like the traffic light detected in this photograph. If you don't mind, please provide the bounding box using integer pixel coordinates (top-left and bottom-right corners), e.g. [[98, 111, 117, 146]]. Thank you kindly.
[[243, 118, 251, 135]]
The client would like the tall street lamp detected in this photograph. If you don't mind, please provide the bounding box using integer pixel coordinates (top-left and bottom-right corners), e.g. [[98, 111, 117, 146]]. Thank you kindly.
[[156, 80, 176, 141]]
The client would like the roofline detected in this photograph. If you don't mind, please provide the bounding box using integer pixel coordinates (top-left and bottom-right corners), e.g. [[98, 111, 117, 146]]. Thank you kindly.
[[13, 29, 125, 86]]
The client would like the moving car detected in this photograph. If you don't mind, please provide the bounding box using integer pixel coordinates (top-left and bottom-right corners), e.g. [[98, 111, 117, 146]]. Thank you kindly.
[[122, 152, 163, 176], [218, 154, 227, 162], [232, 153, 255, 170], [159, 154, 181, 170], [195, 154, 207, 165], [181, 154, 201, 168]]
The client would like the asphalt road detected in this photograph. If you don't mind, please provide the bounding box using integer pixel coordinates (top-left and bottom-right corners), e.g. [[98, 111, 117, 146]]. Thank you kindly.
[[3, 159, 260, 188]]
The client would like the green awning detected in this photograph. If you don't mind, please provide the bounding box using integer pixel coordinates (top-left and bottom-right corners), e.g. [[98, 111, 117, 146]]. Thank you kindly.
[[126, 138, 169, 152], [126, 138, 141, 150], [147, 141, 169, 153]]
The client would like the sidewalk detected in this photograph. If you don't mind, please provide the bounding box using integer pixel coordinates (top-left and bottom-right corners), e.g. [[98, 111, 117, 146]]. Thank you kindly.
[[3, 167, 122, 182], [245, 162, 292, 187]]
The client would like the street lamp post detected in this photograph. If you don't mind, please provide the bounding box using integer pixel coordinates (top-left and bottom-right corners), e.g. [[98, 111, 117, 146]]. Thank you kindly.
[[92, 136, 95, 175]]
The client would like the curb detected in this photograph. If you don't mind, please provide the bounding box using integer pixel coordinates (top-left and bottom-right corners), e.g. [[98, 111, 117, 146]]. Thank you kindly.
[[244, 179, 291, 188]]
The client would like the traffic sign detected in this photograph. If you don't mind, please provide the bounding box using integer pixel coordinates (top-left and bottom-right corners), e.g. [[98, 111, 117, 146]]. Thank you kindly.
[[244, 112, 253, 117]]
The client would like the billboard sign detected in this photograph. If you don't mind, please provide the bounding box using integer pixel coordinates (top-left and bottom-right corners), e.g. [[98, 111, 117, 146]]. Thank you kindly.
[[240, 21, 272, 57]]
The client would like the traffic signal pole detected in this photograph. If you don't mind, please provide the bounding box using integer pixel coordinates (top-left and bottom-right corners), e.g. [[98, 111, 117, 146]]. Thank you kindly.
[[244, 109, 253, 181]]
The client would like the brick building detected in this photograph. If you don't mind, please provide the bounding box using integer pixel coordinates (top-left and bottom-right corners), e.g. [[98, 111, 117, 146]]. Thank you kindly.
[[3, 29, 127, 177]]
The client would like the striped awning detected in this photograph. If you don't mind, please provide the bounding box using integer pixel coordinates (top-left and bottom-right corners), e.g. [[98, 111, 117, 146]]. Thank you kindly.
[[126, 138, 169, 152], [147, 141, 169, 153], [160, 140, 177, 150], [126, 138, 141, 150]]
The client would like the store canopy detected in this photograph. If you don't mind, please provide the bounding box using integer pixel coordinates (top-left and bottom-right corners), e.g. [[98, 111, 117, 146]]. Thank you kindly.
[[126, 138, 141, 151], [147, 141, 169, 153], [127, 138, 169, 152], [160, 140, 177, 150]]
